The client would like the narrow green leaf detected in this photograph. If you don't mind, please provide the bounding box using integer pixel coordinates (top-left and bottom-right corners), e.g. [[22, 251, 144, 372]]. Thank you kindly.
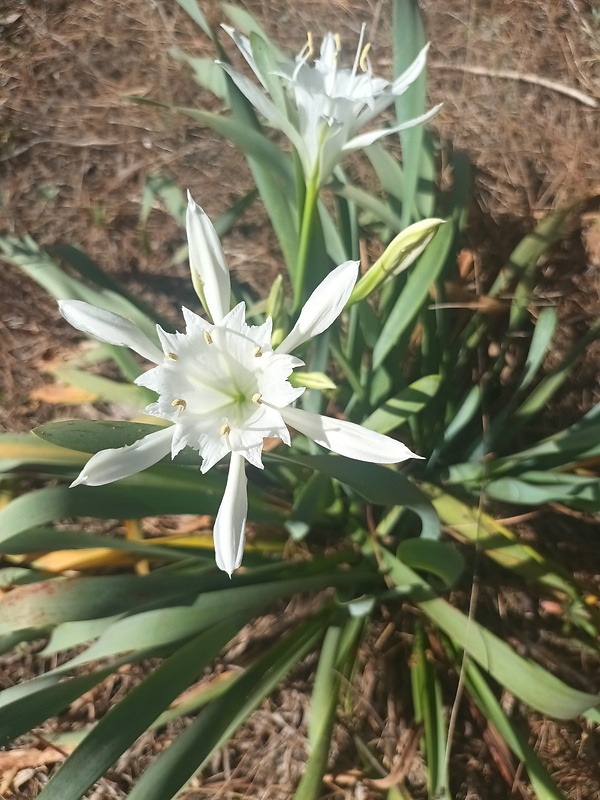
[[175, 0, 212, 37], [0, 236, 161, 343], [126, 611, 331, 800], [382, 548, 600, 718], [521, 307, 558, 389], [362, 375, 441, 434], [411, 626, 449, 799], [333, 181, 404, 232], [392, 0, 429, 227], [169, 49, 228, 99], [295, 616, 364, 800], [462, 658, 565, 800], [398, 539, 464, 589], [270, 452, 440, 540], [37, 619, 247, 800]]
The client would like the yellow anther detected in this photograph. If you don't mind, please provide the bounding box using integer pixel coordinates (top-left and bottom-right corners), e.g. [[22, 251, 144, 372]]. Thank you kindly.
[[251, 393, 263, 404], [166, 352, 178, 360], [253, 346, 263, 357], [203, 331, 213, 345], [307, 31, 314, 58], [334, 33, 341, 52], [359, 43, 371, 72], [172, 398, 187, 410], [220, 423, 231, 436]]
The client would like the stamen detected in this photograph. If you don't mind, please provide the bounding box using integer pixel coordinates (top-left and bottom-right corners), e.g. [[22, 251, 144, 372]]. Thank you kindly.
[[351, 22, 366, 77], [172, 398, 187, 410], [253, 346, 263, 357], [203, 331, 213, 345], [220, 423, 231, 436], [334, 33, 341, 53], [251, 393, 263, 404], [166, 352, 178, 360], [359, 43, 371, 72], [307, 31, 314, 58]]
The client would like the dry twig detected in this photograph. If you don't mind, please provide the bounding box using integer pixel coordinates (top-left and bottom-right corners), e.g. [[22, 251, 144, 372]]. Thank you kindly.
[[430, 61, 598, 108]]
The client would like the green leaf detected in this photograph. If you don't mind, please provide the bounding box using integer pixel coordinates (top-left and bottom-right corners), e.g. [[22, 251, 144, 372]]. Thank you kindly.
[[392, 0, 430, 227], [0, 664, 125, 746], [0, 433, 85, 473], [295, 615, 365, 800], [333, 181, 404, 233], [411, 626, 450, 799], [270, 452, 440, 540], [485, 474, 600, 509], [175, 0, 212, 37], [131, 99, 293, 188], [382, 548, 600, 718], [0, 236, 161, 343], [0, 475, 284, 550], [362, 375, 441, 434], [169, 49, 228, 99], [462, 657, 565, 800], [0, 572, 216, 635], [50, 365, 151, 406], [521, 306, 558, 389], [37, 619, 248, 800], [398, 539, 464, 589], [126, 611, 331, 800]]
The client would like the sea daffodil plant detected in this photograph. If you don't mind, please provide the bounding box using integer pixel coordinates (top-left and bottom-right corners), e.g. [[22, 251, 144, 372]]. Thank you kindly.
[[60, 194, 419, 575]]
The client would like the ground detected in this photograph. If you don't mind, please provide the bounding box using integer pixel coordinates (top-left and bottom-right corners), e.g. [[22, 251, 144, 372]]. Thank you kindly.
[[1, 0, 600, 797]]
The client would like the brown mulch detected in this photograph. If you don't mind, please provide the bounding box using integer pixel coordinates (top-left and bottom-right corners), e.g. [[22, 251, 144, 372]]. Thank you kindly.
[[1, 0, 600, 797]]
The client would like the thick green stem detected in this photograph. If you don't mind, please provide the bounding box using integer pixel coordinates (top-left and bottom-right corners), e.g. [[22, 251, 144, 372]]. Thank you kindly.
[[293, 177, 319, 312]]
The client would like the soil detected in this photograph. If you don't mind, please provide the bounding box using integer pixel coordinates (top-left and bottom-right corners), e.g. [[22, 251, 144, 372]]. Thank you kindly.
[[1, 0, 599, 797]]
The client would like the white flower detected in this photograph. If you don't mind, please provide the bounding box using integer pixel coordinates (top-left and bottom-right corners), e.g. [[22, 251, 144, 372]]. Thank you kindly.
[[220, 25, 441, 186], [59, 194, 419, 575]]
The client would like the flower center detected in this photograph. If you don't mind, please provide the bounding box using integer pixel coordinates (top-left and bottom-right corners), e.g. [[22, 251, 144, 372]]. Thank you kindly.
[[170, 324, 264, 426]]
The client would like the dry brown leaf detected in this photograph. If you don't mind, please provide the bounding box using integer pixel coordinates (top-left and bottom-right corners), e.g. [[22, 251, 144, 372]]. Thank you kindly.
[[0, 746, 71, 773], [30, 384, 97, 405]]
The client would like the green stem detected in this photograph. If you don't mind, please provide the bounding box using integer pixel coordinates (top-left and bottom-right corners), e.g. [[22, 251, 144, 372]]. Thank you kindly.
[[293, 177, 320, 312]]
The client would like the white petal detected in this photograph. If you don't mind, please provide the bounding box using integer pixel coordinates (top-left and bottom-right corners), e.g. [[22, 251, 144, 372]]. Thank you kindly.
[[214, 453, 248, 576], [221, 26, 267, 88], [70, 426, 174, 487], [276, 260, 359, 354], [280, 406, 420, 464], [391, 43, 430, 96], [59, 300, 163, 364], [344, 105, 442, 152], [186, 194, 231, 324], [218, 63, 302, 151]]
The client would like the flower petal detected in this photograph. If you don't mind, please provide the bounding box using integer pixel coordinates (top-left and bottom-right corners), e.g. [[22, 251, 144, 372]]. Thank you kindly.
[[213, 452, 248, 576], [221, 26, 268, 88], [186, 193, 231, 324], [276, 260, 359, 354], [344, 105, 442, 152], [218, 63, 302, 151], [59, 300, 164, 364], [71, 426, 174, 487], [280, 406, 420, 464], [391, 43, 430, 95]]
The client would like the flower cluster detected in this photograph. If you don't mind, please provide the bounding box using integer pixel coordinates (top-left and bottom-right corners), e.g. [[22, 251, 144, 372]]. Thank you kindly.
[[60, 194, 419, 574]]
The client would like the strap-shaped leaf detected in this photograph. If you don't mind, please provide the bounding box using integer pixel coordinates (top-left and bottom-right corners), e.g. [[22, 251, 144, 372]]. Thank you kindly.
[[125, 610, 331, 800], [382, 548, 600, 718], [36, 618, 249, 800]]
